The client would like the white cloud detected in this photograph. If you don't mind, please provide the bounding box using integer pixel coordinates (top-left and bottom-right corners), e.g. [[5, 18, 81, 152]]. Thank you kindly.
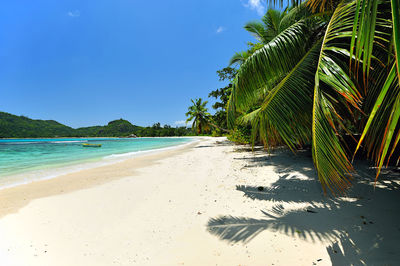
[[174, 120, 192, 127], [243, 0, 266, 16], [174, 120, 187, 126], [67, 10, 81, 17], [216, 26, 225, 34]]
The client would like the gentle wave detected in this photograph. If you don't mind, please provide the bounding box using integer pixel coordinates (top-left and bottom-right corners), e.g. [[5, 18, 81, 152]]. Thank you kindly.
[[0, 137, 198, 190], [49, 140, 88, 144], [104, 151, 142, 159], [103, 139, 198, 159]]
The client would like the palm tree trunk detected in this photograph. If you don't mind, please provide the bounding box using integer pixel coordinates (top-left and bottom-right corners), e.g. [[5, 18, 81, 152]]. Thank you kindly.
[[208, 120, 231, 133]]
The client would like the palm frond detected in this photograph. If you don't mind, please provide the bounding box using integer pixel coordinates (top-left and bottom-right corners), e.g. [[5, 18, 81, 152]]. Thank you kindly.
[[262, 9, 282, 41], [312, 0, 360, 194], [348, 0, 399, 178], [229, 51, 250, 66], [349, 0, 391, 83], [392, 0, 400, 82], [280, 2, 314, 31], [244, 21, 267, 42], [230, 20, 314, 117], [355, 64, 400, 177], [255, 41, 323, 151], [307, 0, 337, 12]]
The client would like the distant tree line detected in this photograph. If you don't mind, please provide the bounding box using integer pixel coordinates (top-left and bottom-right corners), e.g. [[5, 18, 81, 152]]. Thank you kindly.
[[0, 112, 192, 138], [135, 122, 193, 137]]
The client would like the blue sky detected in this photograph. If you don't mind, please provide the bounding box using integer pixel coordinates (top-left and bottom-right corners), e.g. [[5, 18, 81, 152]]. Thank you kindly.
[[0, 0, 270, 128]]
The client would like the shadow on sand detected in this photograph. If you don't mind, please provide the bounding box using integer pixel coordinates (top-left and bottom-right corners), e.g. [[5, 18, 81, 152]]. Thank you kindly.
[[207, 148, 400, 265], [194, 140, 236, 149]]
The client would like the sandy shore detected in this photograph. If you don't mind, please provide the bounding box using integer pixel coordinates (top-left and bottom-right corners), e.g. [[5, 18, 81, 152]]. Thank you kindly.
[[0, 137, 399, 265]]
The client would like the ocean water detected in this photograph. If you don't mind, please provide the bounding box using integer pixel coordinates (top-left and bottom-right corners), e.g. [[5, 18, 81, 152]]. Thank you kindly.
[[0, 137, 194, 188]]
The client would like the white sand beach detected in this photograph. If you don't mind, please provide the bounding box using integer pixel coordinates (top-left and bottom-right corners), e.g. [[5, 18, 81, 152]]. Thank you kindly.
[[0, 137, 399, 265]]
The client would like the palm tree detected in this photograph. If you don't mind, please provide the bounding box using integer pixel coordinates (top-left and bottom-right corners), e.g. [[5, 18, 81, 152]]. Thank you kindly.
[[244, 8, 291, 44], [228, 9, 285, 67], [186, 98, 212, 134], [227, 0, 396, 194], [229, 5, 310, 67], [186, 98, 231, 134]]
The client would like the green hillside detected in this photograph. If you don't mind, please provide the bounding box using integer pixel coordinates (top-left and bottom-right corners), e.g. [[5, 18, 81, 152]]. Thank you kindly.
[[96, 119, 141, 137], [0, 112, 75, 138], [0, 111, 191, 138], [74, 126, 104, 137]]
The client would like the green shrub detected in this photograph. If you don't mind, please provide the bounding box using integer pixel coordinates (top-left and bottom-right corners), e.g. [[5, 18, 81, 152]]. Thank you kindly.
[[211, 129, 223, 137], [227, 126, 251, 144]]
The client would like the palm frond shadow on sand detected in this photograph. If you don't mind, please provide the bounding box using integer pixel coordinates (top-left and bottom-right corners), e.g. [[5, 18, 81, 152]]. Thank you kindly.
[[207, 149, 400, 265]]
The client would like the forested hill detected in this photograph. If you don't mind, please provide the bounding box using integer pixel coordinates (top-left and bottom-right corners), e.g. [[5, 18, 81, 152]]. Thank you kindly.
[[0, 112, 75, 138], [0, 112, 191, 138]]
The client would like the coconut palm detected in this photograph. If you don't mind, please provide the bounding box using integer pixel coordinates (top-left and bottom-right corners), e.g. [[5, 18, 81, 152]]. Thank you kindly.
[[227, 0, 395, 193], [185, 98, 212, 134], [229, 9, 286, 67], [229, 5, 311, 67], [244, 8, 293, 44], [186, 98, 231, 134]]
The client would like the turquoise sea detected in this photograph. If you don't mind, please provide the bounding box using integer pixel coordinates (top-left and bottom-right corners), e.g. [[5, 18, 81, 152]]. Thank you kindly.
[[0, 137, 194, 188]]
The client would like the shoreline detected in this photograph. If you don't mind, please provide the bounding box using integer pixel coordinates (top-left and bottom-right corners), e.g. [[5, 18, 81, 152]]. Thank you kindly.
[[0, 137, 199, 191], [0, 137, 201, 218], [0, 136, 195, 140], [0, 137, 398, 265]]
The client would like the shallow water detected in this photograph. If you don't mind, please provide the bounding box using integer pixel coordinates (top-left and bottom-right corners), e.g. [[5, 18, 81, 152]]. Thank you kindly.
[[0, 137, 193, 187]]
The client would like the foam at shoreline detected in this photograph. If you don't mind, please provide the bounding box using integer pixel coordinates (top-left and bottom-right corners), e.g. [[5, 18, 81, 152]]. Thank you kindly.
[[0, 138, 199, 190]]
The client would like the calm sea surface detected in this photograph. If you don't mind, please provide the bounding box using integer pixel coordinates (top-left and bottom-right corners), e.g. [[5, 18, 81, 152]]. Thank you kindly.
[[0, 137, 194, 187]]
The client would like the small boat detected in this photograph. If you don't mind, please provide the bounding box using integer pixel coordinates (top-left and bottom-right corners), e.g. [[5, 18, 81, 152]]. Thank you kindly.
[[82, 143, 102, 147]]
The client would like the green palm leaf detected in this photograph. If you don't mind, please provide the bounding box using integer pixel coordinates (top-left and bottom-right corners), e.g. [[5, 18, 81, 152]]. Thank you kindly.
[[312, 0, 361, 193], [280, 2, 314, 31], [392, 0, 400, 82], [243, 21, 268, 43], [349, 0, 399, 178], [243, 41, 323, 151], [229, 51, 250, 66], [355, 64, 400, 177], [228, 20, 315, 126], [262, 9, 282, 41]]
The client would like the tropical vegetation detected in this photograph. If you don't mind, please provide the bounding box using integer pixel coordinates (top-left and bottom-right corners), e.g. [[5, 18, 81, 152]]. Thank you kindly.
[[185, 98, 213, 134], [190, 0, 399, 194], [208, 67, 237, 133], [228, 0, 399, 194], [229, 7, 297, 66], [0, 111, 192, 138]]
